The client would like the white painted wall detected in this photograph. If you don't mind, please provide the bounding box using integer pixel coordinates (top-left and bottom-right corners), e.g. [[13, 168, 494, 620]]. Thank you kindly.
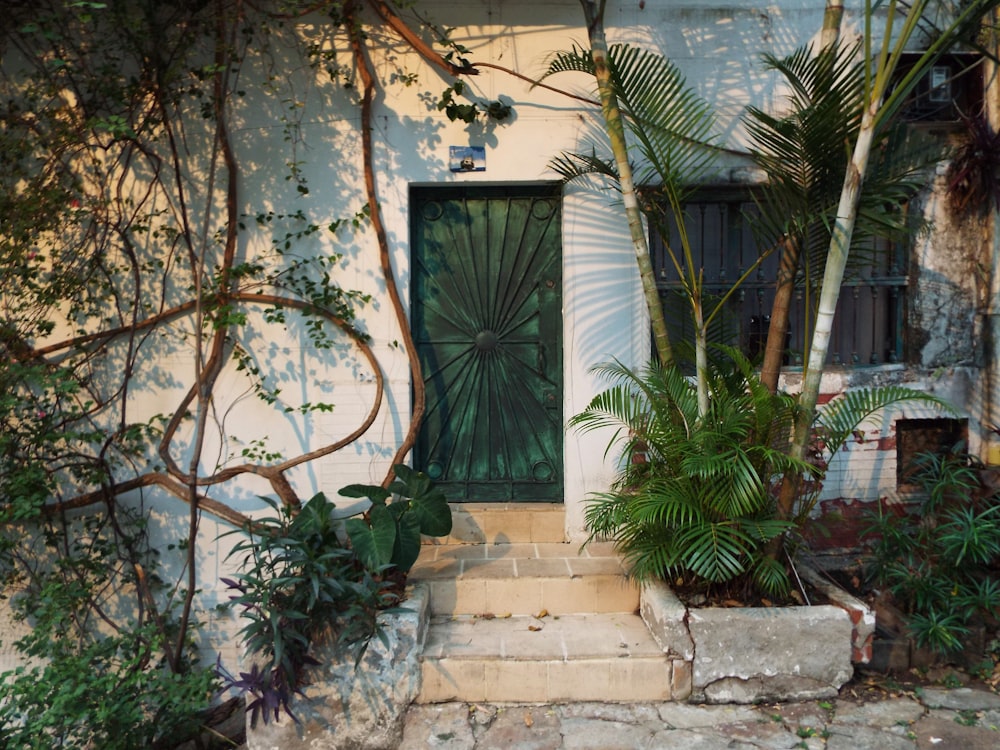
[[2, 0, 991, 676]]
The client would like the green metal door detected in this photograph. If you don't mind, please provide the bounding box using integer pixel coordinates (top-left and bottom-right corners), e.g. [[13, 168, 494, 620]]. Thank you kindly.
[[411, 185, 563, 502]]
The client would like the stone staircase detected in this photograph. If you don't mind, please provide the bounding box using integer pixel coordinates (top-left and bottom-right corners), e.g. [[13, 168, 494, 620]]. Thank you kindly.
[[409, 503, 692, 704]]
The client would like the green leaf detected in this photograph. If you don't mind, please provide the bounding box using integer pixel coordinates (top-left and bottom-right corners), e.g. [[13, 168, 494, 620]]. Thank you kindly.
[[345, 505, 395, 569], [391, 512, 423, 572], [338, 483, 391, 504]]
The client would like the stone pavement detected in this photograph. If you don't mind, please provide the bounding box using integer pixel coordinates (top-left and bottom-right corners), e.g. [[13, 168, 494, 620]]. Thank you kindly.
[[400, 685, 1000, 749]]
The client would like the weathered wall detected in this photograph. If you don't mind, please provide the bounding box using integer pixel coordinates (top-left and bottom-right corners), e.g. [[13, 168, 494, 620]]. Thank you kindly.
[[3, 0, 993, 676]]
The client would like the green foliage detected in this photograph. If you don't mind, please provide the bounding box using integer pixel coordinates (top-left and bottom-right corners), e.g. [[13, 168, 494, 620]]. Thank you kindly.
[[222, 467, 450, 725], [341, 464, 453, 571], [864, 448, 1000, 654], [436, 81, 512, 124], [744, 41, 927, 278], [222, 492, 391, 725], [571, 348, 806, 595], [545, 43, 717, 200], [2, 0, 470, 743], [0, 511, 218, 749], [574, 347, 952, 598], [0, 628, 217, 750]]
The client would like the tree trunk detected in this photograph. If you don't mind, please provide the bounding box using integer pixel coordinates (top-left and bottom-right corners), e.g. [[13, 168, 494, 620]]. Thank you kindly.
[[775, 115, 878, 522], [759, 2, 843, 394], [579, 0, 672, 366], [775, 0, 957, 524], [759, 235, 801, 392]]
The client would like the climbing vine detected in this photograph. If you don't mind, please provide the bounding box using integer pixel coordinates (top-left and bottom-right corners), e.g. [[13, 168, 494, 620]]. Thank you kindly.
[[0, 0, 509, 744]]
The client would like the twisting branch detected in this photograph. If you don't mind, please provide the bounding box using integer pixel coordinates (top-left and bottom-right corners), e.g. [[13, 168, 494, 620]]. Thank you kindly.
[[365, 0, 478, 77], [348, 2, 425, 486], [472, 62, 600, 106]]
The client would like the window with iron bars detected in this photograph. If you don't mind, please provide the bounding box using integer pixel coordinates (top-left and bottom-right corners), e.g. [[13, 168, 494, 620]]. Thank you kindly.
[[649, 190, 907, 367]]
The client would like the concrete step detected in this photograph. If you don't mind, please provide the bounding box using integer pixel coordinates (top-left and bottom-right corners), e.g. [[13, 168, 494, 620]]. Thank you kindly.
[[410, 507, 678, 704], [443, 503, 566, 544], [408, 541, 640, 616], [417, 612, 684, 703]]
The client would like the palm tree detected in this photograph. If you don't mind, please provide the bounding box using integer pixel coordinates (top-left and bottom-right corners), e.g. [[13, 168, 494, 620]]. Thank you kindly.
[[777, 0, 1000, 525], [571, 347, 950, 597], [573, 0, 673, 367], [547, 11, 723, 412], [747, 41, 925, 394], [570, 348, 806, 595]]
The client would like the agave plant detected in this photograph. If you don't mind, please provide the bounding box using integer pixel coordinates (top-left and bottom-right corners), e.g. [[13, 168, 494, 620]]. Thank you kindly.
[[574, 347, 952, 598]]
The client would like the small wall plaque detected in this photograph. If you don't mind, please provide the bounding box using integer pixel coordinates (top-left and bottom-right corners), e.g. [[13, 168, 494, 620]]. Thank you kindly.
[[449, 146, 485, 172]]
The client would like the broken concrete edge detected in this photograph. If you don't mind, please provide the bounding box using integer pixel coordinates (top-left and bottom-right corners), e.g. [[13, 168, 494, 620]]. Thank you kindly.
[[687, 604, 854, 703], [798, 562, 875, 665], [244, 582, 430, 750], [640, 579, 695, 660], [640, 577, 860, 704]]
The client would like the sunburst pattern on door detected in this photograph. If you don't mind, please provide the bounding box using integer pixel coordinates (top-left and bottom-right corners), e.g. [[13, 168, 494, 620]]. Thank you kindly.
[[411, 185, 563, 502]]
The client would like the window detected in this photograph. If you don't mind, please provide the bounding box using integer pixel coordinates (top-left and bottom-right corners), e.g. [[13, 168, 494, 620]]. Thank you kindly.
[[896, 418, 968, 490], [895, 52, 984, 125], [650, 190, 908, 367]]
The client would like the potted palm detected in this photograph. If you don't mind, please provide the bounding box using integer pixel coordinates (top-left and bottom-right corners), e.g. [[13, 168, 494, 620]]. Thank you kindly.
[[571, 347, 947, 702]]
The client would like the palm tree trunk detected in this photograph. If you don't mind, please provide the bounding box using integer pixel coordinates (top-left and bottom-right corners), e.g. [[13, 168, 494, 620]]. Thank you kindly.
[[760, 235, 800, 392], [760, 2, 843, 394], [579, 0, 673, 367], [774, 0, 992, 524], [775, 115, 878, 522]]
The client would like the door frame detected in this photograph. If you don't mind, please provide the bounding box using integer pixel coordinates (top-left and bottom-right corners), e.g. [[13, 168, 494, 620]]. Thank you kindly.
[[409, 182, 564, 502]]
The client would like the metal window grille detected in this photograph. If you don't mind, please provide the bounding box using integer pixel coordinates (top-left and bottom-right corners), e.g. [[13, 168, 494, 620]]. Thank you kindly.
[[650, 194, 907, 367]]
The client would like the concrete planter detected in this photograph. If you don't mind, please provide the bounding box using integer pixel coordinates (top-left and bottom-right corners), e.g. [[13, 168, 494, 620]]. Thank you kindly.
[[641, 571, 874, 704], [246, 584, 430, 750]]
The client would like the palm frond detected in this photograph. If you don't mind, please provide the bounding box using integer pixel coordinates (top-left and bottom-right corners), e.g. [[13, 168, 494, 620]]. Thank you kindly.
[[750, 552, 792, 597], [815, 386, 954, 460], [572, 351, 806, 595], [540, 46, 595, 79], [542, 43, 718, 201], [676, 521, 754, 582], [549, 151, 620, 184], [605, 44, 718, 200], [745, 39, 928, 286]]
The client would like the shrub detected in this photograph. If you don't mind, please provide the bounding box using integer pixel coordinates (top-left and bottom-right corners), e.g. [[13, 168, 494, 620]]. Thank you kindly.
[[571, 349, 808, 597], [0, 512, 218, 750], [864, 447, 1000, 654], [221, 464, 450, 725], [574, 346, 951, 600]]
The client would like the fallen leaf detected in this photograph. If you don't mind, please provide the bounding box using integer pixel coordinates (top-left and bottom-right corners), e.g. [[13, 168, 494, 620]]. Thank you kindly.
[[524, 712, 533, 727], [760, 598, 773, 607], [479, 612, 495, 620], [501, 612, 512, 619], [528, 624, 542, 632], [536, 608, 549, 618], [722, 599, 744, 608]]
